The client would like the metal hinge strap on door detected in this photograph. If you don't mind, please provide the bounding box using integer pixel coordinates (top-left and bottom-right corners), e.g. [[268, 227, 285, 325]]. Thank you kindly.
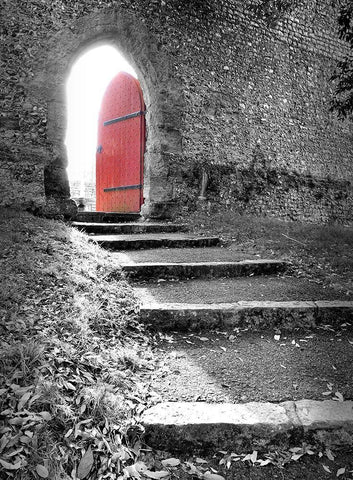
[[104, 184, 142, 192], [103, 110, 146, 126]]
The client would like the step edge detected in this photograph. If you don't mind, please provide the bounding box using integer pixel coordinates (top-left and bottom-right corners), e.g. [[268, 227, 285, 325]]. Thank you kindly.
[[91, 235, 220, 241], [139, 300, 353, 310], [121, 260, 288, 268], [142, 399, 353, 429], [72, 222, 188, 227]]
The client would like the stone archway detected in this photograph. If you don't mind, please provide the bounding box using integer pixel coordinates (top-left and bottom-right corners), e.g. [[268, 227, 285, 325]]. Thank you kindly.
[[30, 8, 184, 218]]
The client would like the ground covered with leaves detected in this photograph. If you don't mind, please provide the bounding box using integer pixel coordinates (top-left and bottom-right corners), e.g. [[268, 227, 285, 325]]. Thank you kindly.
[[126, 448, 353, 480], [0, 209, 157, 479]]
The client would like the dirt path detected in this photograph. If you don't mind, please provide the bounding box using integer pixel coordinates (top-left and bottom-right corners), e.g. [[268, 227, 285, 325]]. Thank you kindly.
[[148, 328, 353, 404], [135, 276, 353, 303]]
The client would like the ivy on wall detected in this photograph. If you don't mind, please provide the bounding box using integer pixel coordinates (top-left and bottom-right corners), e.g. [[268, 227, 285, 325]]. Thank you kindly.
[[248, 0, 302, 26], [331, 0, 353, 119]]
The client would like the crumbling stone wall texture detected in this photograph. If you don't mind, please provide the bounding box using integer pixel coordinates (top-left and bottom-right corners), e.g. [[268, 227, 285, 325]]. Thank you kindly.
[[1, 0, 352, 222]]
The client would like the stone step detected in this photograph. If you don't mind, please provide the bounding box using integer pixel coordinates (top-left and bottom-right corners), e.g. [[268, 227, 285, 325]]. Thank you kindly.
[[135, 276, 348, 305], [72, 221, 188, 235], [122, 259, 288, 280], [141, 400, 353, 453], [74, 212, 141, 223], [139, 300, 353, 331], [113, 247, 262, 264], [148, 328, 353, 404], [90, 234, 220, 250]]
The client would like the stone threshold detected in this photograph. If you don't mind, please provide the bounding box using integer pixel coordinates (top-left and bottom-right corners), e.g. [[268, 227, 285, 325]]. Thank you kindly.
[[74, 212, 141, 223], [141, 400, 353, 453]]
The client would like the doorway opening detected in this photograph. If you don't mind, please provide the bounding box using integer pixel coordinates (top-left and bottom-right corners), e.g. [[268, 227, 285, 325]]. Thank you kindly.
[[65, 44, 139, 212], [38, 8, 184, 218]]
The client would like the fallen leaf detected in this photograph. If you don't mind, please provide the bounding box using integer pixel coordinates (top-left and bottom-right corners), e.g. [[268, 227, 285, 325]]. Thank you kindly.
[[0, 459, 22, 470], [242, 454, 252, 462], [6, 447, 23, 458], [334, 391, 344, 402], [125, 465, 141, 479], [323, 465, 331, 473], [199, 337, 209, 342], [144, 470, 170, 479], [28, 393, 41, 407], [17, 391, 32, 411], [195, 458, 208, 464], [39, 411, 52, 421], [250, 451, 258, 463], [77, 446, 94, 479], [134, 462, 148, 473], [274, 335, 280, 341], [203, 474, 225, 480], [258, 459, 272, 466], [326, 449, 335, 461], [336, 467, 345, 477], [19, 435, 31, 444], [291, 453, 303, 461], [183, 462, 198, 475], [161, 458, 180, 467], [36, 465, 49, 478]]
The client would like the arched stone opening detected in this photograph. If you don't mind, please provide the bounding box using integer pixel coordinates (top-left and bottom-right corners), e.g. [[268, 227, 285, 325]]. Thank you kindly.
[[30, 8, 184, 218]]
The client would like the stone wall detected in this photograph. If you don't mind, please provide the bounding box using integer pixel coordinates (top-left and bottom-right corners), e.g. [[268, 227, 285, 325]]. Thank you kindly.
[[1, 0, 352, 222]]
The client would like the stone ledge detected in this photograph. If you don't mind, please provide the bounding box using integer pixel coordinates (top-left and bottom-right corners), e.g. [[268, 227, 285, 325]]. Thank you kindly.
[[139, 301, 353, 331], [90, 234, 220, 251], [72, 221, 188, 235], [122, 259, 288, 280], [295, 399, 353, 431], [141, 400, 353, 453]]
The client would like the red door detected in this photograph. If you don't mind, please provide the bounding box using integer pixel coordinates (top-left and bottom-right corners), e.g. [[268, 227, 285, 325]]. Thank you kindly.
[[96, 72, 145, 212]]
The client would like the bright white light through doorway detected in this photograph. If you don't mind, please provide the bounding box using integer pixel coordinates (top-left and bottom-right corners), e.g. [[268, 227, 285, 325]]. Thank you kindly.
[[65, 45, 137, 210]]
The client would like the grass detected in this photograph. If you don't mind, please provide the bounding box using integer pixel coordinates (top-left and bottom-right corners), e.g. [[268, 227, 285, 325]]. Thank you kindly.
[[0, 208, 154, 479], [183, 207, 353, 296]]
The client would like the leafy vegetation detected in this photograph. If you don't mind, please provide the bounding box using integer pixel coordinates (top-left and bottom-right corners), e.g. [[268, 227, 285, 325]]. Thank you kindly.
[[0, 209, 155, 479], [331, 1, 353, 119]]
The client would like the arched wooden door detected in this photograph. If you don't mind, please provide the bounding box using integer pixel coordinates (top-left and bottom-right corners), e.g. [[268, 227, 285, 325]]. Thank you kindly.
[[96, 72, 145, 212]]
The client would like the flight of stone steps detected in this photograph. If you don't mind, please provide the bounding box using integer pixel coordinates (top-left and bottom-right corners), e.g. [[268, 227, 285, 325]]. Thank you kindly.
[[73, 212, 353, 454]]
